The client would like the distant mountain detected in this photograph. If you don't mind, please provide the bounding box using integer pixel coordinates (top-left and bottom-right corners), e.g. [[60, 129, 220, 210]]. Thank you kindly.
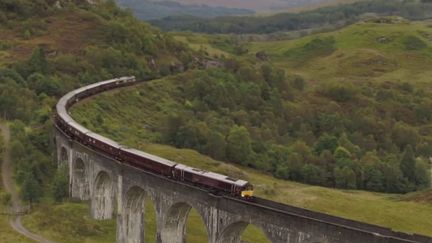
[[116, 0, 254, 20], [151, 0, 357, 11]]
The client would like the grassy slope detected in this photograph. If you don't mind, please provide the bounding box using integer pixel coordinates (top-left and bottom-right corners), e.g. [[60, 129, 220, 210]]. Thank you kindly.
[[246, 19, 432, 88], [22, 203, 116, 243], [71, 73, 432, 238], [0, 5, 179, 243]]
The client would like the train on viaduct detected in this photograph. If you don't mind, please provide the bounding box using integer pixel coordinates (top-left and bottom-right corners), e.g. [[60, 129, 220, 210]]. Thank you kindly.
[[53, 76, 432, 243]]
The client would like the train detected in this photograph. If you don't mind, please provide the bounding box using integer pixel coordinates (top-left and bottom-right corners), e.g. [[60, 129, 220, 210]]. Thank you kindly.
[[54, 76, 254, 199]]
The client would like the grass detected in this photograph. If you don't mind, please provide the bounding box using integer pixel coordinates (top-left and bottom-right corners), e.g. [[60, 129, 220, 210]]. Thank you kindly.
[[173, 33, 232, 57], [21, 202, 116, 243], [70, 75, 432, 239], [245, 19, 432, 87], [0, 192, 32, 243], [172, 18, 432, 90]]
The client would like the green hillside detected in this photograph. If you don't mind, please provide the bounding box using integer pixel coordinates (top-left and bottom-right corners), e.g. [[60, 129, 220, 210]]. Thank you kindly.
[[69, 18, 432, 240], [71, 76, 432, 238], [151, 0, 432, 33], [0, 0, 431, 242], [0, 0, 197, 242], [247, 18, 432, 85]]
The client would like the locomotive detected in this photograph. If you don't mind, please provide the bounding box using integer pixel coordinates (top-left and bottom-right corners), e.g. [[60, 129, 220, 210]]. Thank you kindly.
[[55, 76, 254, 199]]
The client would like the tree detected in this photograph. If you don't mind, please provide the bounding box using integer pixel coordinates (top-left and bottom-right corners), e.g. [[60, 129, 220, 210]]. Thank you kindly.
[[205, 131, 226, 160], [414, 158, 431, 189], [301, 164, 326, 185], [52, 168, 69, 202], [334, 146, 353, 168], [392, 122, 419, 150], [364, 167, 384, 191], [21, 172, 42, 206], [314, 133, 338, 155], [381, 161, 407, 193], [275, 164, 291, 180], [338, 133, 360, 157], [400, 145, 416, 183], [334, 166, 357, 189], [226, 125, 252, 165], [28, 47, 48, 74]]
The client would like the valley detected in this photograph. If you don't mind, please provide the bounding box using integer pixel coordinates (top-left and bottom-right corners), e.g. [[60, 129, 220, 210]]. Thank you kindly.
[[70, 18, 432, 239], [0, 0, 431, 242]]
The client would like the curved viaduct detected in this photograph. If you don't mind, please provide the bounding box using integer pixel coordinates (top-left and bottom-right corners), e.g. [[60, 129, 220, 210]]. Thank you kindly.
[[54, 78, 432, 243]]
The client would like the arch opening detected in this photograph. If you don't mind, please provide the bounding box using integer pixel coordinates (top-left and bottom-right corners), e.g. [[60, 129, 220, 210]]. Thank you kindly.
[[93, 171, 114, 220], [144, 196, 157, 243], [219, 222, 271, 243], [123, 187, 157, 243], [162, 202, 209, 243], [72, 158, 89, 200], [124, 187, 145, 243]]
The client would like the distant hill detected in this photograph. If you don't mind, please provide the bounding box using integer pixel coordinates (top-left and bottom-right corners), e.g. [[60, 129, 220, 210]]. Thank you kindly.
[[116, 0, 254, 20], [152, 0, 357, 11], [151, 0, 432, 33]]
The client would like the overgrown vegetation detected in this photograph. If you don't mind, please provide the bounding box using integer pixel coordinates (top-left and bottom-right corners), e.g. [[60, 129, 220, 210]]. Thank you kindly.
[[151, 0, 432, 33], [1, 0, 432, 241], [72, 84, 432, 237], [22, 203, 116, 243], [73, 60, 432, 193], [0, 0, 195, 206]]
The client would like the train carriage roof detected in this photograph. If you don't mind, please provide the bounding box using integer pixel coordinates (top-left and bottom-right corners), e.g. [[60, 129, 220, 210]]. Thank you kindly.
[[67, 120, 91, 134], [87, 132, 122, 149], [56, 76, 136, 127], [56, 77, 136, 119], [121, 147, 178, 167], [175, 164, 249, 187]]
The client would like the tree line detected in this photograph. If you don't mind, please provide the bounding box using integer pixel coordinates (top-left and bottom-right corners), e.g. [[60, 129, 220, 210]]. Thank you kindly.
[[151, 0, 432, 34]]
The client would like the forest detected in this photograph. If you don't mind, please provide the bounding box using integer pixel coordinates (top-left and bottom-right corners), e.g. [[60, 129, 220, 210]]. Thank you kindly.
[[77, 63, 431, 193], [152, 0, 432, 33], [0, 0, 195, 204], [0, 0, 431, 241]]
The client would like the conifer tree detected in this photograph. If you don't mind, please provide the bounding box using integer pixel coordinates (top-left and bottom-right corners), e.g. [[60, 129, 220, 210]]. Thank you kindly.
[[400, 145, 416, 183]]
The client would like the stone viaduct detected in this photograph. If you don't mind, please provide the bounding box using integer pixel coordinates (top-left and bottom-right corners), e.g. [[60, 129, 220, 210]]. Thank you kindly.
[[54, 126, 432, 243]]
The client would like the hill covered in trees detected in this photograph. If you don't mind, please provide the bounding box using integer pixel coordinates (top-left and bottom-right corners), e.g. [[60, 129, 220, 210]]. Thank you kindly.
[[73, 18, 432, 194], [151, 0, 432, 33], [70, 19, 432, 237], [116, 0, 253, 20], [0, 1, 196, 240]]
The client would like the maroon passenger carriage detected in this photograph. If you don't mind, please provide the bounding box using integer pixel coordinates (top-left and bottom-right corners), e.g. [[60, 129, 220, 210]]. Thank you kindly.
[[119, 148, 176, 177], [54, 76, 254, 199]]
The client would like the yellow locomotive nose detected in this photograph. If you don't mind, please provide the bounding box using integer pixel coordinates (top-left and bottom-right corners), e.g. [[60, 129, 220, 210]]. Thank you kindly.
[[241, 190, 254, 198]]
